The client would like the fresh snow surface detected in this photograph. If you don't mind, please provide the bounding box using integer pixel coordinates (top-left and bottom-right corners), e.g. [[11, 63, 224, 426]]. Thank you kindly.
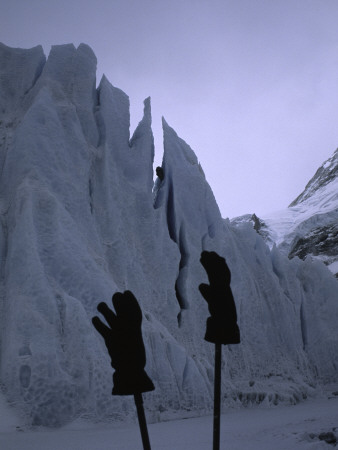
[[328, 260, 338, 274], [262, 177, 338, 249], [0, 389, 337, 449]]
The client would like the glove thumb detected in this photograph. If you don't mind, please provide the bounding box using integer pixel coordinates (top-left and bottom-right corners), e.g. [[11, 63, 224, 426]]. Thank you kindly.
[[199, 283, 212, 303]]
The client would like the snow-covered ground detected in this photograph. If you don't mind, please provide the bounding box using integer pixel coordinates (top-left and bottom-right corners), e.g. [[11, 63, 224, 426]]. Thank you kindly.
[[1, 387, 337, 449]]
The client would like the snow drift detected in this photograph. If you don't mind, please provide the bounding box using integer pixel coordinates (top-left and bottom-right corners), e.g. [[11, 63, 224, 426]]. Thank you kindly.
[[0, 43, 337, 427]]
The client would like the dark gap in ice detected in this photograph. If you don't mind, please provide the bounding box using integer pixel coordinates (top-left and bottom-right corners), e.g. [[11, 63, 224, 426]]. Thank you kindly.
[[164, 181, 190, 320], [89, 178, 93, 214], [177, 310, 182, 327], [23, 54, 46, 96], [300, 301, 308, 351], [93, 85, 105, 148], [174, 228, 190, 327], [175, 280, 185, 309], [166, 182, 177, 243]]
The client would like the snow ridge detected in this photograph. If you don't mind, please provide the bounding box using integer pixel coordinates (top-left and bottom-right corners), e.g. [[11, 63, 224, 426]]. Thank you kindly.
[[290, 148, 338, 206]]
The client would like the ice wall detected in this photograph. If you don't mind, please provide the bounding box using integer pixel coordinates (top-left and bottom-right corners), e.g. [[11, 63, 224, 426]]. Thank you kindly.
[[0, 43, 337, 427]]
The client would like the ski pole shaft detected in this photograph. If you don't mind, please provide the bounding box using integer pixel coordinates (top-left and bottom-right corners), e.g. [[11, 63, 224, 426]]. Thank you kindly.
[[213, 343, 222, 450], [134, 393, 151, 450]]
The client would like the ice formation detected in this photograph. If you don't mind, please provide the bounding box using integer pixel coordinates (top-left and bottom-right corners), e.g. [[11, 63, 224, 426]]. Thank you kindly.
[[0, 43, 337, 427]]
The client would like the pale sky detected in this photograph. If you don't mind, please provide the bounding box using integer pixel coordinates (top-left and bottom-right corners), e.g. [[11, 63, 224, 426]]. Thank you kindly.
[[1, 0, 338, 218]]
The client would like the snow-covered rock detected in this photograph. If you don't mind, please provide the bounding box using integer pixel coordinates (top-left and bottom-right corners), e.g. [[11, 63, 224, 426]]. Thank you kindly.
[[231, 149, 338, 278], [0, 43, 337, 428]]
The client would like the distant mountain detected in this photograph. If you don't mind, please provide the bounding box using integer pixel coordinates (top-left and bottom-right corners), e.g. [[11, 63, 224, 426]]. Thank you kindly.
[[290, 148, 338, 206], [232, 149, 338, 277]]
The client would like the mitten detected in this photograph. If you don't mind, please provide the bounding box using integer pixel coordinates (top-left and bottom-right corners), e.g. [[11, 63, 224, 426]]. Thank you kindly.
[[199, 251, 240, 345], [92, 290, 155, 395]]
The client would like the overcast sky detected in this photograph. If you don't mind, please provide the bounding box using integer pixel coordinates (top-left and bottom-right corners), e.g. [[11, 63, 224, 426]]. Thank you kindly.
[[2, 0, 338, 218]]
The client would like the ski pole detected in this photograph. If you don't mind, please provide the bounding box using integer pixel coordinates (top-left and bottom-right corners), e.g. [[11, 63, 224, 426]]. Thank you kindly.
[[213, 343, 222, 450], [92, 291, 155, 450], [198, 251, 241, 450], [134, 393, 152, 450]]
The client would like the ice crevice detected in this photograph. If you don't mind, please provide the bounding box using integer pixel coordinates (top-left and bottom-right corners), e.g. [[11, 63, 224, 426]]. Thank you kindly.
[[299, 300, 308, 351]]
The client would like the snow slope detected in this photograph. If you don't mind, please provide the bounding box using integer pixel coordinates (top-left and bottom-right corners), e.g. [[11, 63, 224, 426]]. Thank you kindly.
[[262, 177, 338, 246], [0, 43, 337, 428], [243, 148, 338, 276], [1, 388, 338, 449]]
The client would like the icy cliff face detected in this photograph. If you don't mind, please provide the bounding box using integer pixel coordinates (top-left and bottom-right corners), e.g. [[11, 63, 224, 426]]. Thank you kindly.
[[0, 43, 337, 427]]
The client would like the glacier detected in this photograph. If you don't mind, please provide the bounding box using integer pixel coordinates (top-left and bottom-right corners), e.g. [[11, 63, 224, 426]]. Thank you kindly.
[[0, 42, 337, 428]]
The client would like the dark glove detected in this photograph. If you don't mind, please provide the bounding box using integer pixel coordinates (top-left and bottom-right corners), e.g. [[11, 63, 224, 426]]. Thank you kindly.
[[92, 290, 155, 395], [199, 251, 240, 345]]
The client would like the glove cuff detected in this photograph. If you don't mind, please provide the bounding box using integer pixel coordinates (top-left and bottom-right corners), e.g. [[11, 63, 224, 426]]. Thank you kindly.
[[112, 369, 155, 396], [204, 316, 240, 345]]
